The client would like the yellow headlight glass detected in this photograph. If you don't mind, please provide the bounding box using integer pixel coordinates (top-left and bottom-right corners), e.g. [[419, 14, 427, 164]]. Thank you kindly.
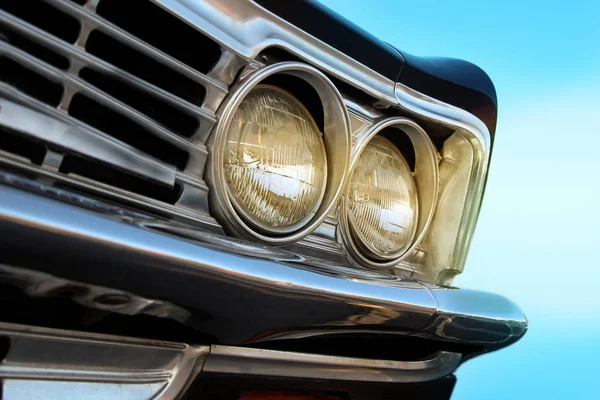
[[348, 136, 418, 257], [224, 86, 327, 231]]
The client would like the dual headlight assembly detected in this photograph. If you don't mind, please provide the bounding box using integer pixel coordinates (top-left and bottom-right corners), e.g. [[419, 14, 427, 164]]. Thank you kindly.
[[207, 62, 478, 282]]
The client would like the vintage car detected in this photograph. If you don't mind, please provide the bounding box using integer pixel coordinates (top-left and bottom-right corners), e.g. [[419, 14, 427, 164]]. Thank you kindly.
[[0, 0, 527, 399]]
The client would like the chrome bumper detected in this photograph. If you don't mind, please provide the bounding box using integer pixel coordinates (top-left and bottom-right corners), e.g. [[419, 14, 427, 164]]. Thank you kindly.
[[0, 184, 526, 352], [0, 322, 462, 399]]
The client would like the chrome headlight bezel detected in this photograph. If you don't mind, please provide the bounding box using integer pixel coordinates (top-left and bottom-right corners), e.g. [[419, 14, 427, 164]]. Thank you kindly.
[[206, 62, 351, 243], [339, 117, 439, 269]]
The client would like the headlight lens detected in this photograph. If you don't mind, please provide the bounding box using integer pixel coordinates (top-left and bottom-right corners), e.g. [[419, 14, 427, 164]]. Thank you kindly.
[[224, 85, 327, 232], [347, 136, 418, 258]]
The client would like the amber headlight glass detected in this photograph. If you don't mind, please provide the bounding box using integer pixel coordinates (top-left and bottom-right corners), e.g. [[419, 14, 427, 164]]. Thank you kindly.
[[224, 85, 327, 232], [347, 136, 418, 259]]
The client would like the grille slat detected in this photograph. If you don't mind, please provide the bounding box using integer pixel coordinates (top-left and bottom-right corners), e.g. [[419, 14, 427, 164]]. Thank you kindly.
[[0, 153, 220, 228], [1, 42, 207, 156], [0, 10, 217, 125], [1, 0, 232, 227], [0, 87, 176, 186], [42, 0, 227, 98]]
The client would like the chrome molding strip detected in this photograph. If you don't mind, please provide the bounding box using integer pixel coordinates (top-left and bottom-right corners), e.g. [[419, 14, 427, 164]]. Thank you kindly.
[[0, 322, 461, 399], [0, 322, 209, 400], [0, 184, 528, 349], [204, 345, 461, 383]]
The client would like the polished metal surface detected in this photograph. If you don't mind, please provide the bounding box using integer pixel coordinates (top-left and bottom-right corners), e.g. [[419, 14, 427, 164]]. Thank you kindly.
[[1, 40, 203, 154], [0, 264, 191, 323], [42, 0, 228, 113], [0, 184, 527, 349], [0, 8, 220, 124], [206, 62, 351, 243], [204, 345, 462, 383], [395, 83, 491, 281], [0, 322, 209, 400], [1, 0, 229, 228], [154, 0, 398, 104], [339, 118, 439, 269], [0, 158, 221, 229], [0, 96, 176, 187], [0, 322, 462, 400], [424, 286, 529, 350]]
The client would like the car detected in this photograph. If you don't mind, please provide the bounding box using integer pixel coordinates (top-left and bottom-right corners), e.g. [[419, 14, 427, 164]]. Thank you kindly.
[[0, 0, 527, 399]]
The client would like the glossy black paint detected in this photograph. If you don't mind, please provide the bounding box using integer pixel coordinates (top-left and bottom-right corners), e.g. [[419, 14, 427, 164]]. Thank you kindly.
[[256, 0, 498, 136], [398, 52, 498, 136]]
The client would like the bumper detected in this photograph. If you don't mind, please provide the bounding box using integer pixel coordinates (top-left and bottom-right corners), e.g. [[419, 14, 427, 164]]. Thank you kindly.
[[0, 322, 461, 399], [0, 183, 527, 351]]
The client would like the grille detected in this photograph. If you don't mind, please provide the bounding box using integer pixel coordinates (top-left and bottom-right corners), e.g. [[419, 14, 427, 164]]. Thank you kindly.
[[0, 0, 230, 226]]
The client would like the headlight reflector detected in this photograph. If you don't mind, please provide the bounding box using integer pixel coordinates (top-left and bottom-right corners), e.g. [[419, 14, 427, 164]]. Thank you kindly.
[[224, 86, 327, 232], [347, 136, 418, 258]]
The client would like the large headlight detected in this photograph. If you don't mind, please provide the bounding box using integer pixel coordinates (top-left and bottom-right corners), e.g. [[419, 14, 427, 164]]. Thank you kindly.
[[206, 62, 350, 243], [347, 135, 418, 259], [224, 85, 327, 232]]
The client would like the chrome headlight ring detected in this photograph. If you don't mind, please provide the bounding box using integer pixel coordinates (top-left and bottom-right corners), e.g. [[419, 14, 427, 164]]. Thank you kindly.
[[206, 62, 351, 243], [339, 117, 439, 269]]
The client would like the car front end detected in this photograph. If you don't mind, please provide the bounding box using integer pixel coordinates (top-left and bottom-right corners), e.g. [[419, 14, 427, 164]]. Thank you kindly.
[[0, 1, 527, 399]]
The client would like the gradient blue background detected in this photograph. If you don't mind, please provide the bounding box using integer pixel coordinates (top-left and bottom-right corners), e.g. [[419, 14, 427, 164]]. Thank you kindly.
[[318, 1, 600, 398]]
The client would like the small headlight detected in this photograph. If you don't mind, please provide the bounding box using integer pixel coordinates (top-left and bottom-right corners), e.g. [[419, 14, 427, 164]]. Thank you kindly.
[[224, 85, 327, 232], [347, 135, 418, 258]]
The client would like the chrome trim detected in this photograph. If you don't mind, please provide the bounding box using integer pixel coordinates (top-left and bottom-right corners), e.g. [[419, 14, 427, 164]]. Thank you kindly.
[[0, 264, 191, 323], [424, 286, 529, 348], [1, 41, 205, 154], [0, 184, 527, 348], [43, 0, 228, 113], [0, 322, 462, 400], [204, 345, 461, 383], [395, 83, 491, 281], [0, 96, 176, 187], [0, 322, 209, 400], [338, 117, 439, 269], [154, 0, 398, 104], [0, 161, 221, 229], [0, 9, 218, 124], [206, 62, 351, 243]]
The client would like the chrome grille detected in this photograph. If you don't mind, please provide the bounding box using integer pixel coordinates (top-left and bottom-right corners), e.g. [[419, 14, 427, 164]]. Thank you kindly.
[[0, 0, 230, 227]]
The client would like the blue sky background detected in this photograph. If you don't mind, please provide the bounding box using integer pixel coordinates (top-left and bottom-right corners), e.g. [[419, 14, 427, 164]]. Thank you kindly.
[[319, 1, 600, 398]]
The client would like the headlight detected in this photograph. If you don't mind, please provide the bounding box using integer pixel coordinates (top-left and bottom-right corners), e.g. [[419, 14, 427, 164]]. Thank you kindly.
[[224, 85, 327, 232], [347, 135, 418, 259], [340, 118, 438, 269], [207, 62, 350, 243]]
